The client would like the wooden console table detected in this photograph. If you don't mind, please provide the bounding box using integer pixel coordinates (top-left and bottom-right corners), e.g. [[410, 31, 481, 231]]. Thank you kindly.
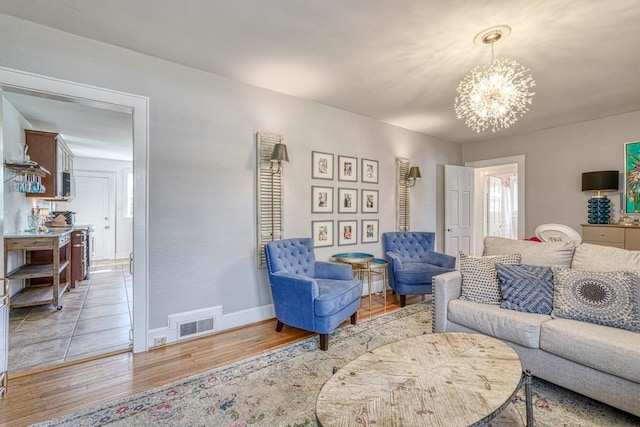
[[4, 231, 71, 310], [581, 224, 640, 250]]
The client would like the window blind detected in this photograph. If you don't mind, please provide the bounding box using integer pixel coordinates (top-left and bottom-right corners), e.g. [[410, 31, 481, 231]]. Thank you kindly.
[[396, 157, 410, 231], [256, 133, 285, 268]]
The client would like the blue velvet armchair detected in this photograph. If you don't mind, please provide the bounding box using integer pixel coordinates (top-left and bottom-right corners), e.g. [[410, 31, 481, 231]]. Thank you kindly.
[[264, 238, 363, 350], [383, 232, 456, 307]]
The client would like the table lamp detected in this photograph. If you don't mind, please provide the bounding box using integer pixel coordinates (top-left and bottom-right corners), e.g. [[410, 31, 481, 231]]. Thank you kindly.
[[581, 171, 619, 224]]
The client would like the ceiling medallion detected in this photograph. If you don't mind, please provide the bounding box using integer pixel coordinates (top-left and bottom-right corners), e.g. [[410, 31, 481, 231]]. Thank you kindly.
[[454, 26, 536, 133]]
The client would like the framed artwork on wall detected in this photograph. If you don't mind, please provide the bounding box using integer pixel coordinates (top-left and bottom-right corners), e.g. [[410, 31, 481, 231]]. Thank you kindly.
[[361, 219, 379, 243], [625, 141, 640, 213], [338, 220, 358, 246], [312, 220, 334, 247], [338, 188, 358, 213], [312, 186, 334, 213], [312, 151, 334, 180], [361, 158, 379, 184], [361, 189, 379, 213], [338, 155, 358, 182]]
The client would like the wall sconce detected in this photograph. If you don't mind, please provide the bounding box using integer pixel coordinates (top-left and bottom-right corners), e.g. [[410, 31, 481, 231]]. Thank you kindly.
[[270, 143, 289, 174], [406, 166, 421, 187], [581, 170, 619, 224]]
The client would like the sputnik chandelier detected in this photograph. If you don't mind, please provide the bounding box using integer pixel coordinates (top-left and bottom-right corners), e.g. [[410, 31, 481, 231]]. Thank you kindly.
[[454, 26, 536, 133]]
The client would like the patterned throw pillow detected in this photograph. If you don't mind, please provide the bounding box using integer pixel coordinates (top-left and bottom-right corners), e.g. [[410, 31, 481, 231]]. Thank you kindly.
[[459, 252, 521, 304], [551, 268, 640, 332], [496, 264, 553, 314]]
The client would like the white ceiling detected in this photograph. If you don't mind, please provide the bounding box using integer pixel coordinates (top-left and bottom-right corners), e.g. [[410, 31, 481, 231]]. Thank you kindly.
[[0, 0, 639, 149]]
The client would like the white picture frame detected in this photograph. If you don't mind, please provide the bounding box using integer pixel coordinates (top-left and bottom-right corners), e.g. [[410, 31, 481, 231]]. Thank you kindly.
[[361, 219, 379, 243], [338, 187, 358, 214], [312, 220, 334, 247], [338, 220, 358, 246], [361, 189, 379, 213], [338, 155, 358, 182], [312, 151, 334, 180], [361, 158, 379, 184], [312, 186, 334, 213]]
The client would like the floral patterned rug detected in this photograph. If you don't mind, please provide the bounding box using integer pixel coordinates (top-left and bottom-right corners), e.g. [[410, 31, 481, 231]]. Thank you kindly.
[[34, 301, 639, 426]]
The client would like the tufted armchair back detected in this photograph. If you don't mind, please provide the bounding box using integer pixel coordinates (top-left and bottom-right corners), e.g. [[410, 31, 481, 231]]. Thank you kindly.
[[265, 238, 316, 277], [383, 232, 436, 262]]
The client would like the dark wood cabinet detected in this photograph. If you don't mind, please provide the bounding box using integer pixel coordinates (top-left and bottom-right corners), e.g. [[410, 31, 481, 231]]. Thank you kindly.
[[71, 228, 89, 287], [24, 130, 74, 200]]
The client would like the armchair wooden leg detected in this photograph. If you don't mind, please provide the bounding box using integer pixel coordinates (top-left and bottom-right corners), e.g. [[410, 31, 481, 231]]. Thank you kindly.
[[275, 320, 284, 332], [350, 312, 357, 325], [319, 333, 329, 351], [400, 295, 407, 307]]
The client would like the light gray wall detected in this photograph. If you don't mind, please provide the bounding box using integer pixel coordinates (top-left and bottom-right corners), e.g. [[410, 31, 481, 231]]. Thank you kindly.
[[0, 14, 461, 328], [463, 111, 640, 237], [2, 97, 36, 295]]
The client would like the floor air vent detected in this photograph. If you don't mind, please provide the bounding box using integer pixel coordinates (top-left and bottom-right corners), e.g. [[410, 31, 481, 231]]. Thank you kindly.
[[168, 306, 223, 341], [179, 317, 215, 339]]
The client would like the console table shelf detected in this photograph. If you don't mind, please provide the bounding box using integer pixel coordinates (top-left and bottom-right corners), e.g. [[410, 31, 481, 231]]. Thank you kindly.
[[4, 231, 71, 310]]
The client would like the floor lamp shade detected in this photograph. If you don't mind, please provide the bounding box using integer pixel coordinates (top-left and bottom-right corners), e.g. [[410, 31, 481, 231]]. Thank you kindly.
[[581, 171, 619, 224]]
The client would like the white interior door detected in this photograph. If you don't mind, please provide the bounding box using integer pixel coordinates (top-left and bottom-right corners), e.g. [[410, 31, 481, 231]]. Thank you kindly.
[[65, 171, 115, 260], [487, 175, 504, 237], [444, 165, 474, 257], [0, 93, 7, 394]]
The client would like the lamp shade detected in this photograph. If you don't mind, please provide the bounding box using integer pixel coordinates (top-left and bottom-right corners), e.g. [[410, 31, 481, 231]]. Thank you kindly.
[[408, 166, 421, 180], [270, 143, 289, 163], [581, 171, 619, 192]]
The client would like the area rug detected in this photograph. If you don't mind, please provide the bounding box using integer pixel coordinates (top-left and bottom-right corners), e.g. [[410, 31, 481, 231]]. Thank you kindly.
[[35, 301, 639, 426]]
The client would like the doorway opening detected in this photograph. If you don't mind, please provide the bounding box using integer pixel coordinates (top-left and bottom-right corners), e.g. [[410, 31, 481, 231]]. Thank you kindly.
[[469, 155, 525, 255], [0, 66, 148, 376]]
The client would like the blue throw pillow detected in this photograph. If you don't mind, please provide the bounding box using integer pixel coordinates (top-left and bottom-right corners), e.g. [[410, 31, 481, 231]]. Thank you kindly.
[[496, 263, 553, 314], [551, 268, 639, 332]]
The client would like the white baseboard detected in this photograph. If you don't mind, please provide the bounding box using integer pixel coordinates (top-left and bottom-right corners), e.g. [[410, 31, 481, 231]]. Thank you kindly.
[[148, 304, 275, 348]]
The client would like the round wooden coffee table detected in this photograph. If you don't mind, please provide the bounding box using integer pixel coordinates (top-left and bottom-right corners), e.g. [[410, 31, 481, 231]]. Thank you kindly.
[[316, 332, 529, 426]]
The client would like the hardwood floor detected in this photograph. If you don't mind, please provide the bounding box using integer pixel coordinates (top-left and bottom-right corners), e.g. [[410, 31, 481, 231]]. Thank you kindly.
[[0, 292, 426, 426]]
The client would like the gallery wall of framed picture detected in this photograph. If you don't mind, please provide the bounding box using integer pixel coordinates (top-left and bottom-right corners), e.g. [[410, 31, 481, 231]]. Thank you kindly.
[[310, 150, 381, 248]]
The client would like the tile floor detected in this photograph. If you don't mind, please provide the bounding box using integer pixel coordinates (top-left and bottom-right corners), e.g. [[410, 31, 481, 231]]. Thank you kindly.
[[8, 259, 133, 373]]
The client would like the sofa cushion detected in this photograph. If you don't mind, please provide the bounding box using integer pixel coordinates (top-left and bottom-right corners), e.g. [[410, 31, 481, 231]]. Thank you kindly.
[[551, 268, 639, 332], [496, 264, 553, 314], [459, 252, 521, 304], [571, 243, 640, 273], [483, 236, 575, 267], [448, 299, 549, 348], [541, 318, 640, 383]]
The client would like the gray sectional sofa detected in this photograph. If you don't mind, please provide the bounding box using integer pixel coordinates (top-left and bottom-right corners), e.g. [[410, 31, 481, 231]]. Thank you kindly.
[[433, 236, 640, 417]]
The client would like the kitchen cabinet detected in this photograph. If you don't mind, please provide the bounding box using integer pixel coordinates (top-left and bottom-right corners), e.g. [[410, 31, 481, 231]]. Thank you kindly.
[[24, 129, 74, 200], [581, 224, 640, 250], [4, 231, 71, 310], [71, 228, 90, 287]]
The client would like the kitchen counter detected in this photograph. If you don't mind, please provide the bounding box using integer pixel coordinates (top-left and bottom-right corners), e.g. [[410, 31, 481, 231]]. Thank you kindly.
[[4, 229, 72, 239]]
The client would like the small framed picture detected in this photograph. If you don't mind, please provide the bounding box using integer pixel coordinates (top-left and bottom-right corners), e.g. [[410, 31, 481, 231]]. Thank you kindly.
[[338, 188, 358, 214], [312, 220, 334, 247], [312, 186, 334, 213], [361, 219, 379, 243], [312, 151, 334, 180], [361, 189, 379, 213], [338, 155, 358, 182], [338, 220, 358, 246], [361, 158, 379, 184]]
